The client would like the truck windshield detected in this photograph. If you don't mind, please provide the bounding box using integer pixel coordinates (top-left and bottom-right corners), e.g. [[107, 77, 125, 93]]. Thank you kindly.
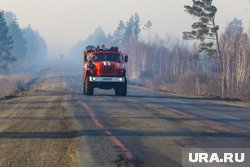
[[93, 53, 121, 62]]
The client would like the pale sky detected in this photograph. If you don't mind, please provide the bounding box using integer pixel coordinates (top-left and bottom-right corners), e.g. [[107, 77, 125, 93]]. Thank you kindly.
[[0, 0, 249, 56]]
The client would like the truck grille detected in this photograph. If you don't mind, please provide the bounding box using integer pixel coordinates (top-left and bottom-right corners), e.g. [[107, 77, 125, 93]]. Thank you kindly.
[[100, 65, 115, 75]]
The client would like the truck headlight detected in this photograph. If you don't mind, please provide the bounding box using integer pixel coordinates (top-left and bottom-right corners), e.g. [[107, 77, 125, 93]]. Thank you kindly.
[[119, 78, 123, 81]]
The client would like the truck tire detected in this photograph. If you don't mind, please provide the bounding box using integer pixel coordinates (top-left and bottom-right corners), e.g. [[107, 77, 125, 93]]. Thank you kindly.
[[85, 77, 94, 96], [115, 79, 127, 96], [83, 82, 86, 95]]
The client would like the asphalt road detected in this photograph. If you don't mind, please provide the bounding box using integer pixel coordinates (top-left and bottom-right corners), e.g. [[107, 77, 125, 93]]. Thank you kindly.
[[0, 60, 250, 167]]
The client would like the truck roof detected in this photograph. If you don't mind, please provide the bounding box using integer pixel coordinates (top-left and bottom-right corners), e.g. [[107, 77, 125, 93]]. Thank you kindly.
[[84, 45, 120, 56], [87, 51, 121, 55]]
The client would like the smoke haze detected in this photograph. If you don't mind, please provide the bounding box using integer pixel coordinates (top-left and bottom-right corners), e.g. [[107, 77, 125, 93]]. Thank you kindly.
[[0, 0, 249, 57]]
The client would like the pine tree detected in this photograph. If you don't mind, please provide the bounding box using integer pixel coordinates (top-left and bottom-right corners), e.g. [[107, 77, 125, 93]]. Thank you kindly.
[[4, 11, 26, 61], [183, 0, 226, 97], [123, 13, 141, 42], [22, 26, 39, 59], [113, 20, 125, 44], [124, 15, 134, 42], [133, 13, 141, 41], [22, 25, 48, 65], [8, 20, 27, 64], [0, 11, 14, 72], [144, 20, 153, 44]]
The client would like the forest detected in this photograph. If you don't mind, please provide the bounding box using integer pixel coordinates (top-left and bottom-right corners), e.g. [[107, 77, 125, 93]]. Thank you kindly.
[[0, 10, 48, 97], [0, 10, 47, 74], [71, 3, 250, 100], [1, 1, 249, 100]]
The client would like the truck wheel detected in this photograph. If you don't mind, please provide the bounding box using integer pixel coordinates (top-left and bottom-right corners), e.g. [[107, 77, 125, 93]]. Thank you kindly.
[[115, 88, 119, 96], [115, 79, 127, 96], [83, 82, 86, 95], [121, 79, 127, 96], [85, 77, 94, 96]]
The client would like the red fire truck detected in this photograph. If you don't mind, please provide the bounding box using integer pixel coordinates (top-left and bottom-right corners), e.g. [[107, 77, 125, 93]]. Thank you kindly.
[[83, 45, 128, 96]]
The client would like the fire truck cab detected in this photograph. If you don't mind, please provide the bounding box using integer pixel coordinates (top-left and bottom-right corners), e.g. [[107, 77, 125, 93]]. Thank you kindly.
[[83, 45, 128, 96]]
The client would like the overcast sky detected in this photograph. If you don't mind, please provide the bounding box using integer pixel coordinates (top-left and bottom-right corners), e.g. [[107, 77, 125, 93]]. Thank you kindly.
[[0, 0, 249, 56]]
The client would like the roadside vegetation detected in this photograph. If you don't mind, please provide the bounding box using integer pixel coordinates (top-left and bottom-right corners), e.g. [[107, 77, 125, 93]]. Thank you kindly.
[[0, 73, 31, 98], [71, 0, 250, 101]]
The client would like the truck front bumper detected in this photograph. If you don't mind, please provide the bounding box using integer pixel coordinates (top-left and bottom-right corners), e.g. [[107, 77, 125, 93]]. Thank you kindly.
[[89, 77, 125, 82]]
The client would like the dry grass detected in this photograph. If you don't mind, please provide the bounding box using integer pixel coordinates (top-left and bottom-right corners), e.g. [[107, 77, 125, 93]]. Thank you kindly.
[[0, 73, 31, 98]]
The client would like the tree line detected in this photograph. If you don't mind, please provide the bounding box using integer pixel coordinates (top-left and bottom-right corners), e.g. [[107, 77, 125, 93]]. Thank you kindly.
[[0, 11, 47, 74], [71, 2, 250, 100], [183, 0, 250, 99]]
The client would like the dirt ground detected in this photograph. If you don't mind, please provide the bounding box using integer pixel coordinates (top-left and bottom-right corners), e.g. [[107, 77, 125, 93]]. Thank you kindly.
[[0, 71, 82, 167]]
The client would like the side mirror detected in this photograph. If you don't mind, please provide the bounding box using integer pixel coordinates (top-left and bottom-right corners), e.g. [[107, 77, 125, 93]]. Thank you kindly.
[[83, 51, 87, 62], [125, 55, 128, 63], [84, 55, 87, 62]]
